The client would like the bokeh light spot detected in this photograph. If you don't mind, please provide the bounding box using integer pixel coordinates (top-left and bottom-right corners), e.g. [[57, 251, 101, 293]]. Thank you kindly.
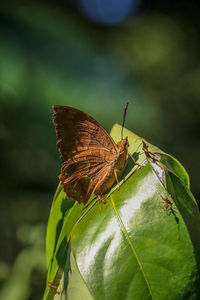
[[78, 0, 139, 25]]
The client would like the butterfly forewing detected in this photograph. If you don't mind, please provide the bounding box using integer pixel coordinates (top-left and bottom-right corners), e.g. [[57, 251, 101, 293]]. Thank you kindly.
[[53, 105, 119, 204], [53, 105, 117, 161]]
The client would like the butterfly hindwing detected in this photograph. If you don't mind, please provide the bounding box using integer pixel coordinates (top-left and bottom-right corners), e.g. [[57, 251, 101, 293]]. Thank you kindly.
[[59, 151, 114, 204]]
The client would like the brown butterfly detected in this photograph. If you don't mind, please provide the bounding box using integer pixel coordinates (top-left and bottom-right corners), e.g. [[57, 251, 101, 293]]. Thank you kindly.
[[53, 105, 131, 205]]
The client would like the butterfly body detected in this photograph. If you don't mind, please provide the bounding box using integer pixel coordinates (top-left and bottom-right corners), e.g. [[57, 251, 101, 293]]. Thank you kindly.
[[53, 105, 128, 205]]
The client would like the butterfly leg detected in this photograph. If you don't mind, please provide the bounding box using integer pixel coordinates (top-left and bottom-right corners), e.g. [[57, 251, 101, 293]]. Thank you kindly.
[[114, 169, 120, 191], [98, 195, 106, 204], [128, 152, 141, 166]]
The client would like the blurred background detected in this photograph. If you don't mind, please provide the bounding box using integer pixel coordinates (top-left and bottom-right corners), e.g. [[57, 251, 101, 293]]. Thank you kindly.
[[0, 0, 200, 299]]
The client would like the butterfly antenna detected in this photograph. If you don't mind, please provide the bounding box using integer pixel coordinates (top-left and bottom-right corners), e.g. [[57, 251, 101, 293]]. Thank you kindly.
[[121, 102, 129, 139]]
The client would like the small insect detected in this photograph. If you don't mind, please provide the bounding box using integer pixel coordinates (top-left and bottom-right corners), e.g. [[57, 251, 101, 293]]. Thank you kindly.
[[160, 194, 176, 214], [48, 282, 58, 291], [53, 103, 136, 205], [141, 141, 166, 185], [162, 196, 173, 211], [142, 141, 161, 164], [160, 195, 179, 226]]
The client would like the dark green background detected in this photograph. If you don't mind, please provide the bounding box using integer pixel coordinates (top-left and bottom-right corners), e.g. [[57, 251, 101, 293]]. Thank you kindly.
[[0, 1, 200, 299]]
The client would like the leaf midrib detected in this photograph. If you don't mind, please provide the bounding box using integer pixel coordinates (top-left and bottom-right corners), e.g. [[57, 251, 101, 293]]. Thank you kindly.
[[110, 195, 155, 300]]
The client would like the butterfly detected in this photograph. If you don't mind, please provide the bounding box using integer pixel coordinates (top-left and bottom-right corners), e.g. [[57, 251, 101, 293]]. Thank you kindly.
[[53, 105, 130, 205]]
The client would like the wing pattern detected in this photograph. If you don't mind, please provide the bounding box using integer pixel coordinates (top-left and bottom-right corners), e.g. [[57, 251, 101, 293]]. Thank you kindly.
[[53, 105, 118, 204]]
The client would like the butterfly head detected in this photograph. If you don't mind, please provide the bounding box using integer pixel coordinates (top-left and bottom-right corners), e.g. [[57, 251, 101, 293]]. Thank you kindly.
[[115, 136, 129, 170], [117, 136, 129, 152]]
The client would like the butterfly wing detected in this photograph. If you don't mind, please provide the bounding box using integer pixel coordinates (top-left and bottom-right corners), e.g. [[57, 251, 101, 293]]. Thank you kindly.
[[53, 105, 118, 204], [53, 105, 118, 161], [59, 149, 116, 204]]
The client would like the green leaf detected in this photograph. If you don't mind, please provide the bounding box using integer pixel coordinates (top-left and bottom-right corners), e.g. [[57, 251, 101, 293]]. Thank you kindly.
[[44, 124, 200, 300], [66, 252, 94, 300], [44, 183, 75, 299], [70, 164, 199, 300]]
